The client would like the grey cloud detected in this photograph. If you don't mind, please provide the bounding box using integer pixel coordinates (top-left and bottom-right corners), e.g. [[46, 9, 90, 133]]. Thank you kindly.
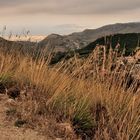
[[0, 0, 140, 15]]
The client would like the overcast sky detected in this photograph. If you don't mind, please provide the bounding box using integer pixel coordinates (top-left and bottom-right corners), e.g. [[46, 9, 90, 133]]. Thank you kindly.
[[0, 0, 140, 35]]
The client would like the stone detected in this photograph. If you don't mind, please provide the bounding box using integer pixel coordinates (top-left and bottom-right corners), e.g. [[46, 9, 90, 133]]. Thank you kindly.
[[0, 83, 6, 94], [6, 87, 20, 99]]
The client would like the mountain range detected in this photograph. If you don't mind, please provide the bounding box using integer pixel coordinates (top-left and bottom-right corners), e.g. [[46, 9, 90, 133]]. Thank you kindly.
[[39, 22, 140, 51], [0, 22, 140, 64]]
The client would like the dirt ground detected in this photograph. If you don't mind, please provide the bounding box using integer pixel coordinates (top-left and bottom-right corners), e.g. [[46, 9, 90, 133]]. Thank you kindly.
[[0, 94, 47, 140]]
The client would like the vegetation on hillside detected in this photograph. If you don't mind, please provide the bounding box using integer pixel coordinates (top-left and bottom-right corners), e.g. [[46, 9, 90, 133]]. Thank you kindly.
[[78, 33, 140, 56], [49, 33, 140, 64]]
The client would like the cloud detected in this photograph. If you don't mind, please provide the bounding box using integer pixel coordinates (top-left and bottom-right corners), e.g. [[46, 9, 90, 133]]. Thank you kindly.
[[0, 0, 140, 15], [0, 0, 139, 35]]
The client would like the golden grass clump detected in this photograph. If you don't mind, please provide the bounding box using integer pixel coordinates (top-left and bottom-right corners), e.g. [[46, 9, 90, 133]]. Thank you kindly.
[[0, 45, 139, 140]]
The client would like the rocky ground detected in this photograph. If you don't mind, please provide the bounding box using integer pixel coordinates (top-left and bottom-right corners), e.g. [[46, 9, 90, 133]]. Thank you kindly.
[[0, 94, 47, 140], [0, 93, 78, 140]]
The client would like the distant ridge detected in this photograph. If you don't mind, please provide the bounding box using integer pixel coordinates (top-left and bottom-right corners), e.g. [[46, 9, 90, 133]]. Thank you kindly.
[[40, 22, 140, 51]]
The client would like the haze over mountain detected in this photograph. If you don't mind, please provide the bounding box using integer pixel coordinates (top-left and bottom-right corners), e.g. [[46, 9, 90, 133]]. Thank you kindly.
[[39, 22, 140, 51], [5, 35, 46, 42]]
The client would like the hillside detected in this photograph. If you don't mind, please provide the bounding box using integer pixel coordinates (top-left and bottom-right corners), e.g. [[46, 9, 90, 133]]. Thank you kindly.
[[50, 33, 140, 64], [77, 33, 140, 56], [0, 37, 37, 54], [70, 22, 140, 42], [39, 34, 81, 52], [40, 22, 140, 51]]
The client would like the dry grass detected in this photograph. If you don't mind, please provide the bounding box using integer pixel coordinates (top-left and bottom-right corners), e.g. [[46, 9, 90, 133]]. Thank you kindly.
[[0, 44, 139, 140]]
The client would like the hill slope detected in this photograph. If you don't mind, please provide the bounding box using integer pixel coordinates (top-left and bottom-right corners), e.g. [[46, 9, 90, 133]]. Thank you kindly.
[[40, 22, 140, 50], [77, 33, 140, 56], [51, 33, 140, 64]]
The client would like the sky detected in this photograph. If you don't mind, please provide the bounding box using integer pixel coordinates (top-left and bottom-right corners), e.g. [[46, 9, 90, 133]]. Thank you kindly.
[[0, 0, 140, 35]]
